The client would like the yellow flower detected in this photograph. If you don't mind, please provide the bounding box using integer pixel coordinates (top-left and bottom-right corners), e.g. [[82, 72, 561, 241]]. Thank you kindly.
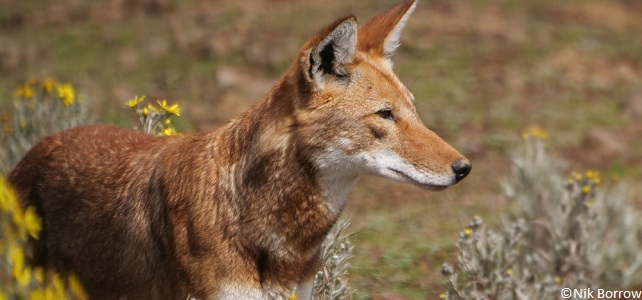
[[582, 185, 590, 194], [15, 83, 34, 98], [10, 244, 31, 286], [165, 118, 171, 125], [34, 267, 45, 283], [125, 95, 146, 108], [464, 228, 472, 235], [143, 107, 149, 116], [0, 176, 19, 212], [25, 206, 42, 239], [439, 292, 446, 299], [506, 268, 513, 276], [16, 266, 32, 287], [50, 274, 67, 299], [69, 273, 88, 300], [147, 103, 161, 114], [160, 127, 179, 137], [288, 293, 298, 300], [521, 125, 548, 140], [157, 99, 181, 116], [28, 289, 46, 300], [554, 276, 562, 283], [13, 209, 24, 226], [42, 78, 57, 93], [57, 83, 76, 106], [594, 177, 601, 185]]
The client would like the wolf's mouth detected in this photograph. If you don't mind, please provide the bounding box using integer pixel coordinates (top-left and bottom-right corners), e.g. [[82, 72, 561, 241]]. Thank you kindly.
[[388, 167, 449, 190]]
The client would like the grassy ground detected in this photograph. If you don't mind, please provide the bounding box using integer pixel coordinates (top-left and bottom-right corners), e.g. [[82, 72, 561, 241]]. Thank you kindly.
[[2, 0, 642, 298]]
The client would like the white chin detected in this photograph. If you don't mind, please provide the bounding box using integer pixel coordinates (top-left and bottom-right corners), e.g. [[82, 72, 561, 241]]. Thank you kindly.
[[384, 167, 454, 190]]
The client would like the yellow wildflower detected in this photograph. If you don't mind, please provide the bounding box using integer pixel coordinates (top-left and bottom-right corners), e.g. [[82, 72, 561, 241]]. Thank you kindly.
[[582, 185, 590, 194], [439, 292, 446, 299], [0, 176, 19, 212], [15, 83, 34, 98], [288, 293, 298, 300], [157, 99, 181, 116], [521, 125, 548, 140], [160, 127, 179, 137], [594, 177, 601, 185], [464, 228, 472, 235], [554, 276, 562, 283], [34, 267, 45, 283], [51, 274, 66, 299], [25, 206, 42, 239], [165, 118, 171, 125], [13, 209, 24, 226], [28, 289, 46, 300], [42, 77, 57, 93], [506, 268, 513, 276], [10, 245, 31, 286], [143, 107, 149, 116], [147, 103, 161, 114], [69, 273, 88, 300], [57, 83, 76, 106], [125, 95, 146, 108], [16, 266, 32, 287]]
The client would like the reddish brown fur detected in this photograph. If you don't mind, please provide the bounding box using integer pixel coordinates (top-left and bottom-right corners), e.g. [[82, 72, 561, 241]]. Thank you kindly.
[[9, 1, 469, 299]]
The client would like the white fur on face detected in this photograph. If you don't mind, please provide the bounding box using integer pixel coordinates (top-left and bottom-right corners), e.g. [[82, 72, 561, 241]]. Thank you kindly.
[[316, 146, 455, 196], [315, 147, 360, 215], [358, 149, 455, 189], [315, 145, 456, 214]]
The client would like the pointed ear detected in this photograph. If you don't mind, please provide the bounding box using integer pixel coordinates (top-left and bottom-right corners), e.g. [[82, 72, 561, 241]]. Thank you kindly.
[[358, 0, 417, 58], [306, 16, 357, 83]]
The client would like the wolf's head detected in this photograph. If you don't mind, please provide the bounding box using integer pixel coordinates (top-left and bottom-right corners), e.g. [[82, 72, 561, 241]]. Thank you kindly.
[[284, 1, 470, 195]]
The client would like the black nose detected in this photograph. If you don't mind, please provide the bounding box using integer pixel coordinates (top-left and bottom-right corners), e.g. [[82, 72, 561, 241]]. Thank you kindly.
[[452, 160, 472, 183]]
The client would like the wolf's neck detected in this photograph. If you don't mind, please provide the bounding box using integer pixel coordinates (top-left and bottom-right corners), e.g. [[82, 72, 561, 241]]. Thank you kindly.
[[217, 74, 355, 218]]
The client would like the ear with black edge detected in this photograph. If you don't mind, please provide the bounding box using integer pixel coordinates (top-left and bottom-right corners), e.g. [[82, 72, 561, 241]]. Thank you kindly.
[[358, 0, 417, 58], [308, 16, 357, 83]]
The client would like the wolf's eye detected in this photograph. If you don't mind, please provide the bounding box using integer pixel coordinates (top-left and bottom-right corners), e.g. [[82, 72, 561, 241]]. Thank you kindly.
[[376, 108, 394, 121]]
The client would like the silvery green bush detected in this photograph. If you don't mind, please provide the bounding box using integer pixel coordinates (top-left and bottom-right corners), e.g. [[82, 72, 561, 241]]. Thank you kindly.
[[441, 132, 642, 299], [0, 79, 90, 174]]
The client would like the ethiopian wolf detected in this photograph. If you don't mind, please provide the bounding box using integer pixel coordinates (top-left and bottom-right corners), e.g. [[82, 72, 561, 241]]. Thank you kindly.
[[9, 1, 471, 299]]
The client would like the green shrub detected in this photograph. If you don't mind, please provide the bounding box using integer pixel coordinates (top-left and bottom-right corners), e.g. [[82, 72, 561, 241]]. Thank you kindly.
[[0, 78, 90, 174], [441, 129, 642, 299], [313, 219, 354, 300]]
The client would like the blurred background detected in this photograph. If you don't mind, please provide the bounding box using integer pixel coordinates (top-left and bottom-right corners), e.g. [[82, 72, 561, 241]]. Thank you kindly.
[[1, 0, 641, 298]]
